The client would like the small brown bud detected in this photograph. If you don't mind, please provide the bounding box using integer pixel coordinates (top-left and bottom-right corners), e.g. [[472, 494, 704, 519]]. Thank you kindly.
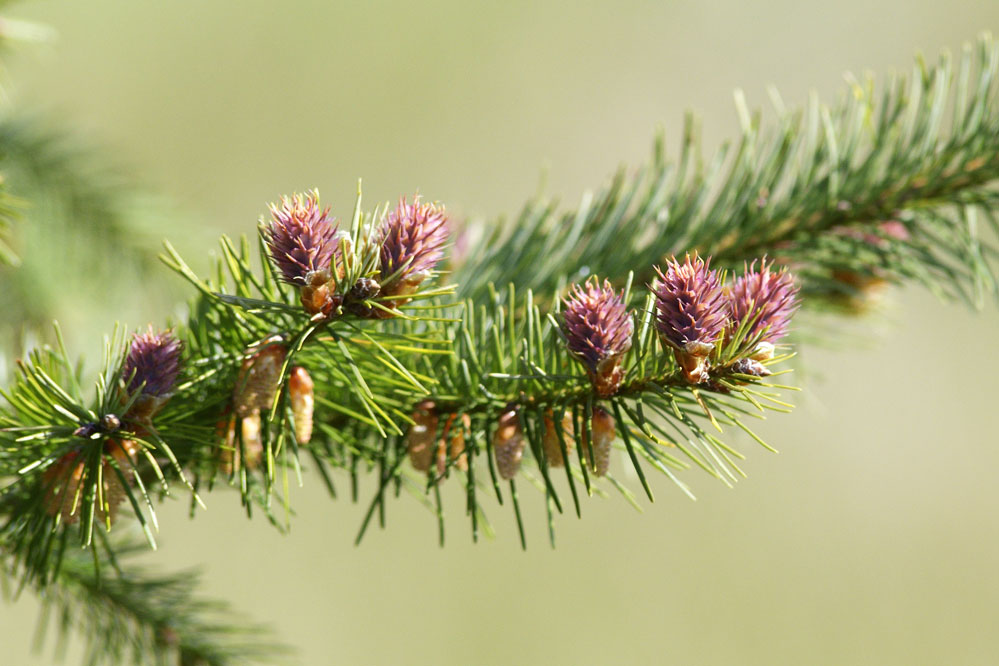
[[299, 270, 342, 317], [673, 344, 713, 384], [542, 410, 575, 467], [584, 407, 614, 477], [101, 414, 121, 433], [493, 407, 525, 480], [288, 366, 314, 444], [234, 337, 287, 418], [406, 401, 438, 473], [344, 277, 382, 318], [731, 358, 771, 377], [42, 440, 139, 526]]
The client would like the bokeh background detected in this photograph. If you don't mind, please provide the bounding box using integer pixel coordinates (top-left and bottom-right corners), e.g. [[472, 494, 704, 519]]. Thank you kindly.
[[3, 1, 999, 664]]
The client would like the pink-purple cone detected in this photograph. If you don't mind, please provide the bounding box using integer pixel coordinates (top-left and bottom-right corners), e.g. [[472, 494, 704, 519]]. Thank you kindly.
[[122, 327, 183, 398], [652, 254, 728, 353], [729, 259, 799, 344], [377, 195, 449, 297], [562, 278, 633, 396], [263, 190, 340, 284]]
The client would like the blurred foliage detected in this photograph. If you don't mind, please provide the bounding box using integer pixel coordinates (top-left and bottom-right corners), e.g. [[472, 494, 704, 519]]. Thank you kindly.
[[0, 114, 187, 356]]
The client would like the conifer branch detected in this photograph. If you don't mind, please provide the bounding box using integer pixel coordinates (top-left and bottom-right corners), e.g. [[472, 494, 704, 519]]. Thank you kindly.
[[455, 36, 999, 311], [1, 35, 999, 666]]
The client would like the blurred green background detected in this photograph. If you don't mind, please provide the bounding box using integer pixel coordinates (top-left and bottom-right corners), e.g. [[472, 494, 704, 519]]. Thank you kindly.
[[3, 1, 999, 664]]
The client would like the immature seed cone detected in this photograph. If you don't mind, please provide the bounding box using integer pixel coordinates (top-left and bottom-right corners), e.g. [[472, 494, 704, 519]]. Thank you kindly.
[[493, 407, 525, 480], [121, 327, 183, 424], [233, 337, 287, 418], [562, 278, 634, 396], [377, 195, 449, 307], [42, 440, 139, 526], [729, 259, 799, 347], [406, 401, 438, 473], [264, 190, 346, 316], [584, 406, 615, 478], [288, 366, 314, 444], [542, 410, 575, 467], [652, 254, 728, 383], [263, 190, 340, 285]]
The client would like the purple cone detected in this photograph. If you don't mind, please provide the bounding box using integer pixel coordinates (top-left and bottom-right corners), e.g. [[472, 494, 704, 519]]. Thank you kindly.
[[378, 195, 449, 296], [263, 190, 340, 284], [122, 327, 183, 397], [562, 278, 633, 372], [730, 259, 799, 344], [652, 254, 728, 353]]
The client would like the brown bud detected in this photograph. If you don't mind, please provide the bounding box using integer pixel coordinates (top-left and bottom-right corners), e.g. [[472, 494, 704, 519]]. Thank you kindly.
[[234, 337, 287, 418], [344, 277, 383, 318], [731, 358, 771, 377], [589, 357, 627, 397], [288, 366, 314, 444], [584, 406, 614, 477], [42, 440, 139, 526], [437, 412, 470, 478], [493, 407, 525, 480], [299, 270, 342, 317], [673, 347, 712, 384], [542, 410, 574, 467], [406, 401, 438, 473]]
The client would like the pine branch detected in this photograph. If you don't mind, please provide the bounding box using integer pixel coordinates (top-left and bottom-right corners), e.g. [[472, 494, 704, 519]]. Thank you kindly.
[[2, 35, 999, 666], [454, 36, 999, 311]]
